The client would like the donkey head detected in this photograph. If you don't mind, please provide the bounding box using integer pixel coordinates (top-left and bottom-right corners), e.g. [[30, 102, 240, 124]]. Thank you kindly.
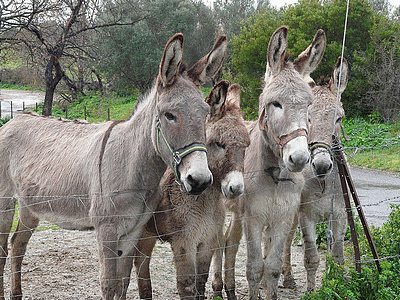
[[205, 81, 250, 199], [308, 57, 349, 178], [259, 26, 326, 172], [154, 33, 227, 195]]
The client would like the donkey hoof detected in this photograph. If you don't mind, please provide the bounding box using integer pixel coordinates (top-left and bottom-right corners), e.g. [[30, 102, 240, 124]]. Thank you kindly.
[[283, 275, 296, 289]]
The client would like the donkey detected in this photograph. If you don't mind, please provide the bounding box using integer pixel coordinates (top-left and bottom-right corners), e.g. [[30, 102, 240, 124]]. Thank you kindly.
[[0, 33, 227, 300], [282, 57, 349, 292], [134, 80, 250, 300], [214, 27, 327, 300]]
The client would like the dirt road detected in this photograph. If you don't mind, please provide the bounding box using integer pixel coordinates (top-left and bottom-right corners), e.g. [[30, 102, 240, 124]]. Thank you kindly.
[[0, 89, 44, 117]]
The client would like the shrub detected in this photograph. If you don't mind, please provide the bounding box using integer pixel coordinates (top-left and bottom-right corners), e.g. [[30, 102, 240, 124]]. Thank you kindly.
[[0, 116, 11, 127], [302, 205, 400, 300]]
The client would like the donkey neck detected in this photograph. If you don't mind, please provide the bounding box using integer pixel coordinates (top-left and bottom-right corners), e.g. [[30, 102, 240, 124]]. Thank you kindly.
[[246, 122, 280, 171], [108, 87, 167, 192]]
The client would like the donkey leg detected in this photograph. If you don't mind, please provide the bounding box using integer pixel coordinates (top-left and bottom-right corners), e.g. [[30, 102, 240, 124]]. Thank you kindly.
[[96, 223, 119, 300], [300, 216, 319, 292], [115, 252, 134, 300], [243, 219, 263, 300], [282, 213, 298, 289], [262, 227, 286, 300], [211, 227, 224, 299], [224, 212, 242, 300], [10, 207, 39, 300], [172, 243, 197, 300], [134, 233, 157, 300], [0, 196, 16, 300], [331, 210, 347, 266], [195, 243, 214, 300]]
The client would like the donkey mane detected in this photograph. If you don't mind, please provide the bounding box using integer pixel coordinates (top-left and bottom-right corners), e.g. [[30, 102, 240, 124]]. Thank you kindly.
[[317, 75, 331, 86], [24, 111, 91, 125]]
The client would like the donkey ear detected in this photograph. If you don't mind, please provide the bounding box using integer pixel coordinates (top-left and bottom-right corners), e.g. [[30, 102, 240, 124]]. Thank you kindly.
[[330, 56, 349, 96], [159, 33, 184, 87], [293, 29, 326, 84], [226, 83, 241, 108], [265, 26, 288, 84], [258, 106, 267, 131], [206, 80, 229, 120], [187, 35, 227, 86]]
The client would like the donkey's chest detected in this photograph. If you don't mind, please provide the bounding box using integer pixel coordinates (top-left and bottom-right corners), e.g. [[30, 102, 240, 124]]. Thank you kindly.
[[243, 178, 302, 225], [157, 193, 225, 243]]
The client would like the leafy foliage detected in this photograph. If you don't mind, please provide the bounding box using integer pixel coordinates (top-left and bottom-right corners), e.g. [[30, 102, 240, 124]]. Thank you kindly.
[[228, 0, 400, 120], [302, 205, 400, 300], [97, 0, 218, 93], [342, 115, 400, 149], [33, 91, 138, 123], [0, 116, 11, 127]]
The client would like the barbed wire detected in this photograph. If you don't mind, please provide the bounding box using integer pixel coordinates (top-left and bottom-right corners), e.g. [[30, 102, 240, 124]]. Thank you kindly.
[[0, 145, 398, 299]]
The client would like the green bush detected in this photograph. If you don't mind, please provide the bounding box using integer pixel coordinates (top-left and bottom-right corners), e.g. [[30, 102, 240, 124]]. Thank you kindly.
[[302, 205, 400, 300], [0, 116, 11, 127], [33, 91, 138, 122], [342, 115, 400, 149]]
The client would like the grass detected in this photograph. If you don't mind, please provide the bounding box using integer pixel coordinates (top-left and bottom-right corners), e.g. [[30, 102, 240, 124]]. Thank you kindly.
[[342, 115, 400, 173], [35, 91, 138, 122], [0, 82, 43, 91], [11, 204, 60, 233], [346, 145, 400, 172]]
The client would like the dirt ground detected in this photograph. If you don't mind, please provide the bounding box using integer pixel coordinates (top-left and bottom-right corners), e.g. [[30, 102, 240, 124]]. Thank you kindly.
[[3, 219, 324, 300]]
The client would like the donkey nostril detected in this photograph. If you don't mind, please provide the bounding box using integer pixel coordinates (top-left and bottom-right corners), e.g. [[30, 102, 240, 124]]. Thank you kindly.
[[328, 162, 333, 171], [186, 174, 212, 195], [187, 174, 195, 185]]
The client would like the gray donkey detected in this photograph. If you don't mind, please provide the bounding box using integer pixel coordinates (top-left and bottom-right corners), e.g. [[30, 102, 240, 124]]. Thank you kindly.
[[215, 27, 326, 300], [0, 33, 227, 300], [282, 57, 349, 292], [134, 80, 250, 300]]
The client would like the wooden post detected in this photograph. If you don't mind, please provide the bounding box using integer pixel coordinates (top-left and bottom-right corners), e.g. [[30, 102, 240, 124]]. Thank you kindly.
[[335, 149, 361, 273], [36, 103, 38, 112], [23, 101, 25, 111], [65, 106, 68, 119], [333, 138, 381, 274], [340, 149, 381, 273], [107, 108, 110, 121], [84, 105, 87, 120], [10, 101, 13, 118]]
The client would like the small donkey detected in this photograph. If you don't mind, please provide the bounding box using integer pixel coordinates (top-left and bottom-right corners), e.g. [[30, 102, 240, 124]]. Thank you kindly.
[[282, 57, 349, 292], [134, 81, 250, 300]]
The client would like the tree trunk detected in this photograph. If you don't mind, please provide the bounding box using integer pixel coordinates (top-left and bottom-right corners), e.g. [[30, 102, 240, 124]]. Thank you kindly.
[[42, 55, 64, 116]]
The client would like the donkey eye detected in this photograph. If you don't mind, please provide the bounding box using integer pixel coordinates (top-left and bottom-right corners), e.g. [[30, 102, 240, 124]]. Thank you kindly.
[[164, 112, 176, 121], [215, 142, 225, 149], [271, 101, 282, 109]]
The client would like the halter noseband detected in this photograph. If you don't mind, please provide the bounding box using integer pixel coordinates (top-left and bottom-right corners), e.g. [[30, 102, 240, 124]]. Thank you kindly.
[[265, 125, 308, 156], [260, 112, 308, 157], [309, 141, 331, 152], [155, 115, 207, 184]]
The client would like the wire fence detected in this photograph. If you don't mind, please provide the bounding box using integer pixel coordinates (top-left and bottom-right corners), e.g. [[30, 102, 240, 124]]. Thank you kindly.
[[0, 144, 399, 299]]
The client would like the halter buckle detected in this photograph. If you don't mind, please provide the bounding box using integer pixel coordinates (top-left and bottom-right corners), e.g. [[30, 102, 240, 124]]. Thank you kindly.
[[173, 152, 182, 165]]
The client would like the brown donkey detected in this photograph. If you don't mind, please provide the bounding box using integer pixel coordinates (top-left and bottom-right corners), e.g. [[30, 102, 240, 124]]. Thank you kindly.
[[0, 34, 227, 300], [282, 57, 349, 292], [134, 81, 250, 300], [214, 27, 326, 300]]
